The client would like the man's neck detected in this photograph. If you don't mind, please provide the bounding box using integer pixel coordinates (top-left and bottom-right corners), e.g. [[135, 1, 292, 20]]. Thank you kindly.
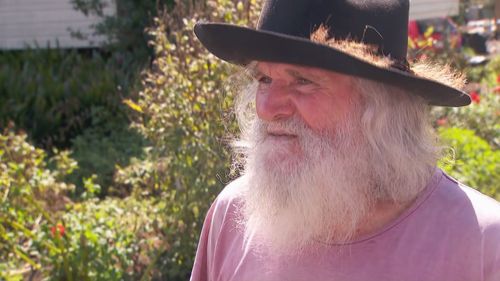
[[355, 170, 437, 239], [355, 199, 416, 238]]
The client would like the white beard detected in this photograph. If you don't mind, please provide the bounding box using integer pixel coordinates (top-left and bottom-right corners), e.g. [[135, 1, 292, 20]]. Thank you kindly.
[[240, 114, 378, 256]]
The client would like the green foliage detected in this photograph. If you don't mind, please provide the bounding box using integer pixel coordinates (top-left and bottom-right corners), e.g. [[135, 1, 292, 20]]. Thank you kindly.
[[45, 197, 166, 281], [71, 0, 177, 63], [432, 91, 499, 149], [67, 107, 148, 196], [432, 64, 499, 197], [0, 49, 135, 149], [71, 0, 183, 118], [0, 47, 146, 194], [438, 127, 500, 200], [0, 0, 153, 190], [0, 129, 164, 280], [113, 1, 261, 279], [0, 128, 75, 279]]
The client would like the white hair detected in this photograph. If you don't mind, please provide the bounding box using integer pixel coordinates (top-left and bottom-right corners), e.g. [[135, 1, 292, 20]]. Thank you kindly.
[[353, 78, 440, 202]]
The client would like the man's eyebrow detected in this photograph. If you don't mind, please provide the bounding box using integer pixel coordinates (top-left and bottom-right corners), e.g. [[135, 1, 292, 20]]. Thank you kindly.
[[285, 69, 322, 81], [247, 66, 323, 81], [250, 69, 264, 78]]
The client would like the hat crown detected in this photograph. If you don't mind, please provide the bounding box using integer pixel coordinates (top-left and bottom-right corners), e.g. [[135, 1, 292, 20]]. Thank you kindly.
[[257, 0, 409, 62]]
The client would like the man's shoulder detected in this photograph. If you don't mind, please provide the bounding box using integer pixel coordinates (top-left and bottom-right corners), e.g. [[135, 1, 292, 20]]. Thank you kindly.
[[460, 184, 500, 221], [408, 172, 500, 281], [435, 171, 500, 229], [207, 176, 247, 221], [215, 176, 247, 205]]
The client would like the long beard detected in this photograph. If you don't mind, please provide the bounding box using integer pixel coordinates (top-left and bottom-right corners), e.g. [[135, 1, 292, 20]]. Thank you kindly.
[[240, 114, 377, 256]]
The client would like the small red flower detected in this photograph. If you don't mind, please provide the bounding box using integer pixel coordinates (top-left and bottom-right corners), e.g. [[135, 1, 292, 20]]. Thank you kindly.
[[496, 74, 500, 84], [494, 86, 500, 94], [437, 118, 447, 126], [51, 223, 65, 237], [469, 91, 480, 104]]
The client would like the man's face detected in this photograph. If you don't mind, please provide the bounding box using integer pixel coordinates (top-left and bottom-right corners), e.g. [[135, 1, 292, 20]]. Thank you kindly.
[[238, 61, 435, 255], [240, 62, 371, 254], [255, 62, 360, 137]]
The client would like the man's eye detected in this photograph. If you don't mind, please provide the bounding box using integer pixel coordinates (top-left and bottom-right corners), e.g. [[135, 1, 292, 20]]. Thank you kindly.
[[258, 76, 272, 84], [296, 77, 313, 85]]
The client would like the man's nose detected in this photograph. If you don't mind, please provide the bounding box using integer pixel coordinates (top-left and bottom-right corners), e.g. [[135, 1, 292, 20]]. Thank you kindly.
[[256, 84, 295, 121]]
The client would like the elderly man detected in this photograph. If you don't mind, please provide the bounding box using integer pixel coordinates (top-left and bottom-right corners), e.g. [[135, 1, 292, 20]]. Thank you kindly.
[[190, 0, 500, 280]]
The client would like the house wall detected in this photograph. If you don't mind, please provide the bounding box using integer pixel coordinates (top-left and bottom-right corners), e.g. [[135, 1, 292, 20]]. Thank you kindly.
[[0, 0, 115, 50], [410, 0, 460, 20]]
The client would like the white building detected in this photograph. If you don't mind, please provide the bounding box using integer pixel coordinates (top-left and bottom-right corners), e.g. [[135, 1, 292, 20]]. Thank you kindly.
[[0, 0, 115, 50], [410, 0, 460, 20]]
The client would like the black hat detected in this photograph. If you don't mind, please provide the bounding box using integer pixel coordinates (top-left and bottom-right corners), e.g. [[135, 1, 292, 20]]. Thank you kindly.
[[194, 0, 471, 107]]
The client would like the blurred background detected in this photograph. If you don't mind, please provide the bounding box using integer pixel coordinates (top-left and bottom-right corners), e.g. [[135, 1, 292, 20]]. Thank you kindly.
[[0, 0, 498, 280]]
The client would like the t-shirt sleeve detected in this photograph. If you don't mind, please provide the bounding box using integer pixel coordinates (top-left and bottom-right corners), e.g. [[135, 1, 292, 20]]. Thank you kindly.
[[190, 201, 217, 281], [189, 180, 244, 281], [484, 219, 500, 281]]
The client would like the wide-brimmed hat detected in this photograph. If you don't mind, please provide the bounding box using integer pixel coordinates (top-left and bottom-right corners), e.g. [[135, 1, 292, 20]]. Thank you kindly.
[[194, 0, 471, 107]]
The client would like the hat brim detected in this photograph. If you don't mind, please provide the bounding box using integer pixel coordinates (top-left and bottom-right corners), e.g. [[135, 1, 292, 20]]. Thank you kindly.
[[194, 22, 471, 107]]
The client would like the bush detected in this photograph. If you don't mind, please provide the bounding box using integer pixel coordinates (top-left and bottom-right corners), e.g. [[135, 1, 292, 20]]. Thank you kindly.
[[432, 90, 499, 150], [72, 0, 175, 54], [0, 128, 164, 280], [67, 107, 148, 196], [0, 47, 148, 194], [0, 49, 135, 149], [115, 1, 261, 279], [432, 60, 499, 198], [439, 127, 500, 200], [0, 128, 75, 280], [46, 197, 166, 281]]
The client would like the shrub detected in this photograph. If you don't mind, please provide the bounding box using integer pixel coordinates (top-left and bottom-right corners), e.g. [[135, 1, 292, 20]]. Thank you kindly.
[[46, 197, 166, 281], [0, 128, 163, 280], [67, 107, 148, 196], [439, 127, 500, 200], [0, 47, 148, 194], [0, 49, 135, 149], [71, 0, 175, 51], [432, 90, 499, 150], [0, 128, 75, 280], [432, 61, 499, 198], [115, 1, 261, 279]]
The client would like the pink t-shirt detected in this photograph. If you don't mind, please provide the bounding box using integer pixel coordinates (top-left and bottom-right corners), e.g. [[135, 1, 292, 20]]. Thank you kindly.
[[190, 170, 500, 281]]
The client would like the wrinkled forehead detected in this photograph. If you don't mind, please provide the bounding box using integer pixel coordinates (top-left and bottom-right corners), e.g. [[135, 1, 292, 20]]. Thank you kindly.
[[250, 61, 357, 83]]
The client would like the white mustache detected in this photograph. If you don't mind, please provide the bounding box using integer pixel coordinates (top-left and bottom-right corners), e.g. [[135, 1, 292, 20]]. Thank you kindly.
[[256, 117, 318, 141]]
